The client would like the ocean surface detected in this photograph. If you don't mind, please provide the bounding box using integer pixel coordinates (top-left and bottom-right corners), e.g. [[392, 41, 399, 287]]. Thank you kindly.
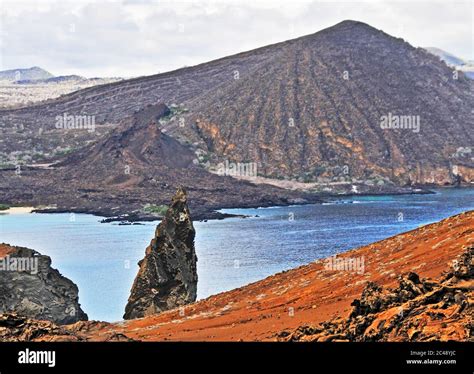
[[0, 187, 472, 322]]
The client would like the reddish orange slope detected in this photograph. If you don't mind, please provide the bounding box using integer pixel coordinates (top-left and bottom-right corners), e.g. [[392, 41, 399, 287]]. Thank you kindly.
[[82, 210, 473, 341]]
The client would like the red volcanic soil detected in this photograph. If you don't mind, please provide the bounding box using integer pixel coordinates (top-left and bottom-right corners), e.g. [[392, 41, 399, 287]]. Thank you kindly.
[[81, 210, 473, 342], [0, 244, 15, 258]]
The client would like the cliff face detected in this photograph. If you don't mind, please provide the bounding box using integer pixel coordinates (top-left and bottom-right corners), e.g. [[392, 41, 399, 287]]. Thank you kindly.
[[0, 244, 88, 325], [123, 187, 198, 319]]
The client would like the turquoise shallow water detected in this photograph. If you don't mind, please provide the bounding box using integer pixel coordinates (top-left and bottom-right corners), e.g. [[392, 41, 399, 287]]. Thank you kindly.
[[0, 187, 472, 322]]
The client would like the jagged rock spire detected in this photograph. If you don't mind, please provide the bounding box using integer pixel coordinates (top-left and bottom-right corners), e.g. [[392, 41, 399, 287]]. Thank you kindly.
[[124, 187, 198, 320]]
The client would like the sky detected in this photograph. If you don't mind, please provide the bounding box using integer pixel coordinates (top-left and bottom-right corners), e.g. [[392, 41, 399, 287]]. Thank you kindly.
[[0, 0, 472, 78]]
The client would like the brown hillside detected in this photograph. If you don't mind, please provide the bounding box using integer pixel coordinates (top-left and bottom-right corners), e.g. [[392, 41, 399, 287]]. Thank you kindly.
[[1, 20, 472, 185]]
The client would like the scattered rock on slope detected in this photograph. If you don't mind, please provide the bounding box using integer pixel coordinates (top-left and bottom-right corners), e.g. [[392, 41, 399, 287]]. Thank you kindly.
[[124, 187, 198, 319], [278, 245, 473, 342], [0, 244, 88, 325], [0, 313, 132, 342]]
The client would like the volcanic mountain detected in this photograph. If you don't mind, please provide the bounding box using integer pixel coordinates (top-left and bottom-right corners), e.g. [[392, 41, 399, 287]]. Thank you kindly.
[[185, 21, 473, 185], [0, 103, 320, 219], [55, 103, 197, 183], [0, 20, 472, 187]]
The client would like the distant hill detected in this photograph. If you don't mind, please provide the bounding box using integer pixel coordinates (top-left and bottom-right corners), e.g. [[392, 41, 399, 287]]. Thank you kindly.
[[0, 66, 53, 82], [425, 47, 466, 66], [0, 72, 123, 109], [15, 75, 86, 85], [425, 47, 474, 80]]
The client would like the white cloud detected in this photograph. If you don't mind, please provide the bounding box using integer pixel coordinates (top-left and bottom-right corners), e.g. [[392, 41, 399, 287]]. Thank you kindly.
[[0, 0, 472, 77]]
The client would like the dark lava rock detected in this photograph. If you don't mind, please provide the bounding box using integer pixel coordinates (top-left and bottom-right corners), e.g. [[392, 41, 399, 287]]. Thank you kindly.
[[0, 313, 83, 342], [279, 245, 473, 342], [0, 245, 88, 325], [0, 313, 133, 342], [123, 187, 198, 319]]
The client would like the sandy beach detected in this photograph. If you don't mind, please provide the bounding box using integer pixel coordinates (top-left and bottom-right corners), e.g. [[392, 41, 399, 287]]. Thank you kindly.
[[0, 207, 36, 214]]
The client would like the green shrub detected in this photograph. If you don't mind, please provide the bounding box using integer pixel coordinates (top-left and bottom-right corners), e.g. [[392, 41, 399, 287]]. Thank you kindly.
[[143, 204, 169, 215], [199, 154, 210, 163]]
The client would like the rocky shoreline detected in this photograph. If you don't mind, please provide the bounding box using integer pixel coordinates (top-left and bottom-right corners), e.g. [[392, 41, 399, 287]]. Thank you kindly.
[[5, 184, 436, 223]]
